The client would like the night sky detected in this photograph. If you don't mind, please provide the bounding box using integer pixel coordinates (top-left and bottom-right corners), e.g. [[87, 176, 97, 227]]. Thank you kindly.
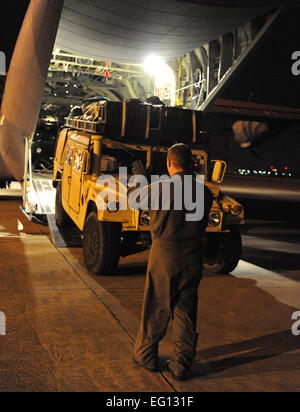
[[213, 6, 300, 175], [0, 1, 30, 70], [208, 124, 300, 177]]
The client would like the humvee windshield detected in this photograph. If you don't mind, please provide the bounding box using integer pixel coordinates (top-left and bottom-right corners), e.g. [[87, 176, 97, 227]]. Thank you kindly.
[[88, 141, 207, 177], [101, 145, 147, 173]]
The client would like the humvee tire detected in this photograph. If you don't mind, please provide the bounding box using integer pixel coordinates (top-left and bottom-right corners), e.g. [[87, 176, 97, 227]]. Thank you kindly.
[[203, 226, 242, 275], [55, 182, 70, 227], [83, 211, 121, 275]]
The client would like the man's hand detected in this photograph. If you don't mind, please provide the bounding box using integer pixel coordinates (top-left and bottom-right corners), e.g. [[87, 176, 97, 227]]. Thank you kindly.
[[132, 160, 147, 177]]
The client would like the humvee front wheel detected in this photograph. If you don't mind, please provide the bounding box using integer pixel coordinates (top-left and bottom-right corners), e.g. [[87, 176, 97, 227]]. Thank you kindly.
[[203, 226, 242, 275], [83, 212, 121, 275], [55, 182, 70, 227]]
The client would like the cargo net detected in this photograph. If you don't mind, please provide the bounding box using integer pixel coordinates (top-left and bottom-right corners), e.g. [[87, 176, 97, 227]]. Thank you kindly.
[[65, 99, 202, 143]]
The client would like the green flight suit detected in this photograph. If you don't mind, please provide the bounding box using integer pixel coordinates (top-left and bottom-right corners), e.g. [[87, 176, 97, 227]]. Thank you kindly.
[[134, 173, 213, 375]]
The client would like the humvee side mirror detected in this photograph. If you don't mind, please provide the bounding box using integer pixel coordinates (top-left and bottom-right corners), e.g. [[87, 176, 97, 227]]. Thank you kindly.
[[211, 160, 227, 184]]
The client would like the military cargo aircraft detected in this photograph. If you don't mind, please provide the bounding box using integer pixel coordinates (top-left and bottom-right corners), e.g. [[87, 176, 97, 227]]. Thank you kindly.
[[0, 0, 284, 184], [0, 0, 299, 215]]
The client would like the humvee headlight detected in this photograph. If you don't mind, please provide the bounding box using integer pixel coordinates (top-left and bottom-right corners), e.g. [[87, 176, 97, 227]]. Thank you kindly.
[[140, 211, 151, 226], [209, 212, 221, 227], [221, 203, 232, 213], [231, 205, 243, 216]]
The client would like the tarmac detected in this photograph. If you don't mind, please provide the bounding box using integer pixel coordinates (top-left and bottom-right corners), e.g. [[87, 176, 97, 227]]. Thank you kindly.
[[0, 197, 300, 392]]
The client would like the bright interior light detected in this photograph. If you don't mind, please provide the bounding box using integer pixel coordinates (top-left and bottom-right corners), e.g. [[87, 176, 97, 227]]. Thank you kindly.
[[143, 55, 164, 77], [143, 55, 176, 106]]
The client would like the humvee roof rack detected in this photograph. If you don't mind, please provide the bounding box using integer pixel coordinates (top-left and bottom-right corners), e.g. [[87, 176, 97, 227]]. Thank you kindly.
[[65, 117, 98, 134]]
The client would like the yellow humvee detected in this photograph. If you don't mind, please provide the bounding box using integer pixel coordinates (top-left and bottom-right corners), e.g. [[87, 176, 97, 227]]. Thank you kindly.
[[53, 128, 244, 275]]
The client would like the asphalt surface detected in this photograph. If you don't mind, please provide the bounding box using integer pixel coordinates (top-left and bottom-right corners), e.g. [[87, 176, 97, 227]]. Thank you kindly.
[[0, 198, 299, 392]]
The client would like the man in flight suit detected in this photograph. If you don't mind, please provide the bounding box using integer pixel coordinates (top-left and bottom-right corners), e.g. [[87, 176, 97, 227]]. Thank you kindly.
[[134, 143, 213, 381]]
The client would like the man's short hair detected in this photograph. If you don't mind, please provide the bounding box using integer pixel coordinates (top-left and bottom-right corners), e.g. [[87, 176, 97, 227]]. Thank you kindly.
[[168, 143, 192, 171]]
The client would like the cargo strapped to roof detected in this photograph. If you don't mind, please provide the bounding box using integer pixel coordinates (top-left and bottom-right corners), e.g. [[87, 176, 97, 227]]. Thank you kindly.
[[65, 100, 203, 144]]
